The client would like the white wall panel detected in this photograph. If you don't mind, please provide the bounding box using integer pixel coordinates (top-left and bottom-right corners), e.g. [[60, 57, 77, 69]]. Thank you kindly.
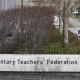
[[0, 0, 15, 10]]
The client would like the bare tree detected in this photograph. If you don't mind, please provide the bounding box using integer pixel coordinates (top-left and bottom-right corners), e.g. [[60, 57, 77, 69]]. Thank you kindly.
[[0, 7, 54, 54], [51, 0, 74, 44]]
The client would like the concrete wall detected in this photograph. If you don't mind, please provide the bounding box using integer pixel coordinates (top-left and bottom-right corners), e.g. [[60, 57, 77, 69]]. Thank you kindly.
[[15, 0, 51, 8], [15, 0, 39, 7]]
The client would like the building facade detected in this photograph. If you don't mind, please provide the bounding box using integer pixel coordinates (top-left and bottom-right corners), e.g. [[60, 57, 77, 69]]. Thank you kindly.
[[0, 0, 51, 10], [0, 0, 15, 10], [15, 0, 51, 7]]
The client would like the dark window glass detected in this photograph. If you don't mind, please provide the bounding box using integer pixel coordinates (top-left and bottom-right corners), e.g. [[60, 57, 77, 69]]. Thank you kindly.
[[78, 30, 80, 34]]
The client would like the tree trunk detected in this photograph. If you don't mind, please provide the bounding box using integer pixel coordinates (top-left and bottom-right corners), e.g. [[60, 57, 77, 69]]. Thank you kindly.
[[63, 2, 69, 44], [58, 0, 63, 34], [63, 17, 68, 44], [21, 0, 23, 8], [59, 15, 63, 34]]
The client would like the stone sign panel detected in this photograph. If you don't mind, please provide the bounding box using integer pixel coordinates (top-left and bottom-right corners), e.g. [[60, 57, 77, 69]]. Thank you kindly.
[[0, 54, 80, 72]]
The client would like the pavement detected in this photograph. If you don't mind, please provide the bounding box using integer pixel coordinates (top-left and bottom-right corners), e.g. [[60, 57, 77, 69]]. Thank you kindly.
[[0, 72, 80, 80], [69, 17, 80, 27], [54, 16, 80, 35], [68, 17, 80, 35]]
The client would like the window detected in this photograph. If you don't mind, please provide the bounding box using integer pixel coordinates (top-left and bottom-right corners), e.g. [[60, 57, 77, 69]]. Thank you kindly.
[[78, 30, 80, 34]]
